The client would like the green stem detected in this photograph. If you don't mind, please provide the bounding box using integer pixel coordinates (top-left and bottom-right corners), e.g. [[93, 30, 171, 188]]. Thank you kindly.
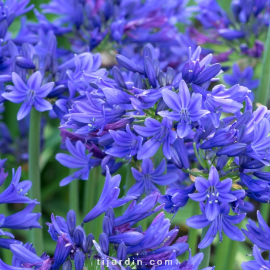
[[188, 201, 200, 255], [256, 23, 270, 105], [214, 235, 230, 270], [28, 109, 43, 255], [260, 203, 270, 224], [69, 176, 79, 217], [198, 227, 211, 270], [193, 142, 206, 169], [225, 239, 239, 270]]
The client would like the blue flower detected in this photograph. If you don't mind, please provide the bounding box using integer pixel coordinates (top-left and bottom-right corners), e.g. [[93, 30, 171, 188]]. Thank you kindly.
[[105, 124, 143, 161], [160, 184, 196, 214], [83, 167, 136, 223], [127, 158, 178, 195], [186, 203, 246, 248], [224, 64, 259, 90], [159, 80, 209, 138], [2, 72, 53, 120], [242, 210, 270, 251], [0, 167, 38, 204], [241, 245, 270, 270], [56, 137, 101, 186], [189, 166, 236, 221], [114, 191, 163, 227], [134, 117, 177, 159]]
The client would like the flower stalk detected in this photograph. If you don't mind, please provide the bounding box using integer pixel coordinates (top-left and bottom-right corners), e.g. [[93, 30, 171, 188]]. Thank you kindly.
[[198, 227, 211, 270], [28, 108, 43, 255]]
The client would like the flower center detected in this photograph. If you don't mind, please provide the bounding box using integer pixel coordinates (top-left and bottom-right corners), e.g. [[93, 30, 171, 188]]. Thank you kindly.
[[207, 186, 219, 204]]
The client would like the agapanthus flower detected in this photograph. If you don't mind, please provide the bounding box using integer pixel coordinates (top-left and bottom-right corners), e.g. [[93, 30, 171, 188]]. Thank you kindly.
[[0, 167, 38, 204], [189, 166, 236, 221], [159, 80, 209, 138], [56, 137, 101, 186], [105, 124, 143, 161], [186, 202, 246, 248], [2, 72, 53, 120], [224, 64, 259, 90], [83, 167, 136, 223], [242, 210, 270, 250], [241, 245, 270, 270], [127, 158, 178, 196], [134, 117, 177, 160]]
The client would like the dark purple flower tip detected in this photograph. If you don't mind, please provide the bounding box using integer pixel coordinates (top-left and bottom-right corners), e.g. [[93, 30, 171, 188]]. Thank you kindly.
[[194, 63, 221, 85], [16, 56, 36, 69], [253, 171, 270, 181], [158, 71, 166, 87], [67, 210, 76, 237], [85, 233, 94, 253], [216, 155, 228, 171], [112, 66, 127, 89]]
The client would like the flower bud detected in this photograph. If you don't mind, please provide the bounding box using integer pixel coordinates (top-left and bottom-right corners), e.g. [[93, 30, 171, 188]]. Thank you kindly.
[[99, 233, 109, 255], [112, 66, 127, 89], [105, 207, 115, 224], [102, 216, 113, 236], [32, 54, 40, 70], [73, 226, 85, 247], [67, 210, 76, 237], [144, 56, 157, 88], [153, 58, 160, 78], [62, 260, 72, 270], [116, 55, 139, 73], [216, 155, 228, 171], [133, 73, 143, 89], [166, 67, 175, 85], [16, 56, 35, 69], [74, 251, 85, 270], [45, 53, 52, 71], [158, 71, 166, 87], [117, 241, 127, 261]]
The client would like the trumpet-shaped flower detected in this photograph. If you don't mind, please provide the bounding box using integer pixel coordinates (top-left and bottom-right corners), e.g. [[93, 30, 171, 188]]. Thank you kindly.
[[159, 80, 209, 138], [2, 72, 54, 120], [187, 203, 245, 249], [189, 166, 236, 221], [56, 138, 101, 186], [127, 159, 178, 195]]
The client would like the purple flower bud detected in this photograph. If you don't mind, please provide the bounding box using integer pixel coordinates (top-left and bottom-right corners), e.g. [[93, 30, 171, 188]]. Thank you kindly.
[[216, 155, 228, 171], [253, 171, 270, 181], [85, 233, 95, 252], [32, 54, 40, 70], [158, 71, 166, 87], [52, 57, 58, 76], [117, 241, 127, 261], [105, 207, 115, 223], [153, 58, 160, 78], [143, 44, 154, 60], [45, 53, 53, 71], [16, 56, 35, 69], [52, 236, 72, 269], [103, 216, 113, 236], [241, 160, 264, 170], [216, 143, 247, 157], [73, 226, 85, 247], [99, 233, 109, 255], [218, 29, 245, 40], [194, 63, 221, 85], [133, 73, 143, 89], [67, 210, 76, 237], [116, 55, 143, 74], [144, 56, 157, 88], [166, 67, 175, 85], [47, 85, 65, 98], [74, 251, 85, 270], [62, 260, 72, 270], [171, 139, 189, 169], [112, 66, 127, 89]]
